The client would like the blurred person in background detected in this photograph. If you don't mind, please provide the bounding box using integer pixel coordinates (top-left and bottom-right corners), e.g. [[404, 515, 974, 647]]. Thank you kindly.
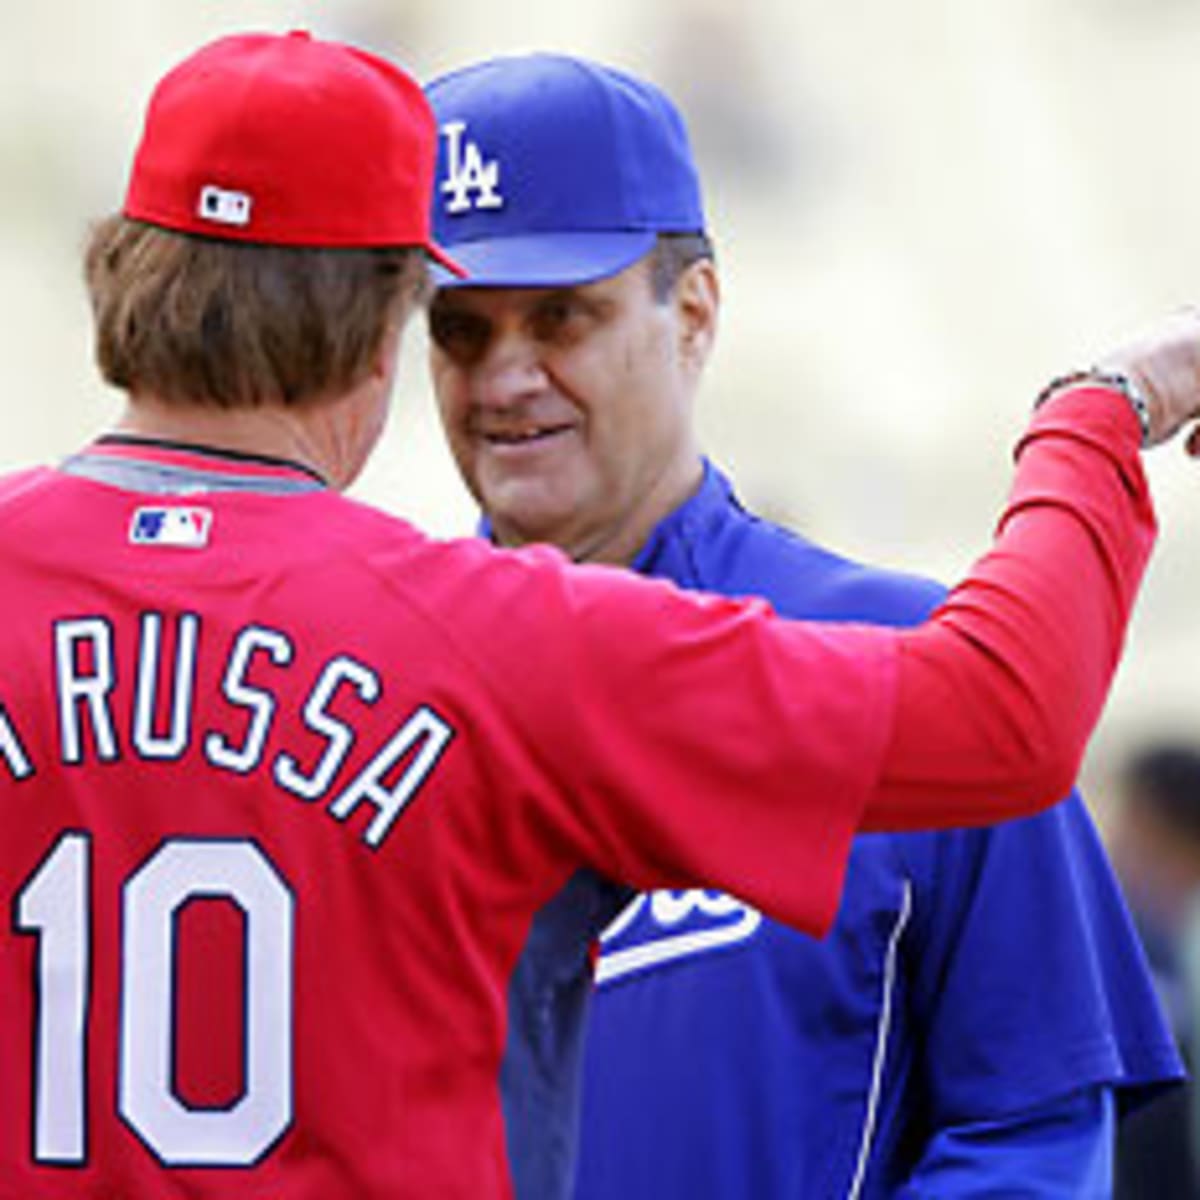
[[1111, 743, 1200, 1198], [423, 53, 1184, 1198]]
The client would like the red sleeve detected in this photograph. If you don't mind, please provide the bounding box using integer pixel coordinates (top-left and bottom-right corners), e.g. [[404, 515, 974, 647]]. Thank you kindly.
[[395, 536, 896, 938], [864, 385, 1156, 829]]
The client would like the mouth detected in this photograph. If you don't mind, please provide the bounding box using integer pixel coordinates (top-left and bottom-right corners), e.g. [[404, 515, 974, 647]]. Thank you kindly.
[[479, 422, 574, 449]]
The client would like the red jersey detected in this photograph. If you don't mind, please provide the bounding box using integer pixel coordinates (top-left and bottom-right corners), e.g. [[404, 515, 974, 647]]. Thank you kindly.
[[0, 386, 1152, 1198], [0, 438, 892, 1198]]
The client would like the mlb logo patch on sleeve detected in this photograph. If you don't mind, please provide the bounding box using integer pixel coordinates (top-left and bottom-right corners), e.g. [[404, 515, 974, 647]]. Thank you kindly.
[[129, 506, 213, 549]]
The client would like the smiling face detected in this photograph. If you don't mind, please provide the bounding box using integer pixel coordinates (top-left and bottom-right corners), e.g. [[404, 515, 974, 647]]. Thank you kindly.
[[428, 253, 715, 564]]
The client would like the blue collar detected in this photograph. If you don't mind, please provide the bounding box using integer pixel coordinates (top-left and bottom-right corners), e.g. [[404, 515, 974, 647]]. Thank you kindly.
[[629, 459, 731, 574]]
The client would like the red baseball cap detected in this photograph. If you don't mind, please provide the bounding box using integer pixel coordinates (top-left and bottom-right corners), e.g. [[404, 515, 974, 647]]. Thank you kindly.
[[124, 30, 465, 274]]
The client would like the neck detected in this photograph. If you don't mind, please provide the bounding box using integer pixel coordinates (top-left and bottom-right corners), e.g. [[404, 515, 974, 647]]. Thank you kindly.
[[494, 452, 705, 567], [115, 388, 374, 492]]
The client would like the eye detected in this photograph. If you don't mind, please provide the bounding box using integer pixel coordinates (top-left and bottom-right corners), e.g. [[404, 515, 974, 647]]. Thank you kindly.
[[428, 307, 489, 364], [529, 294, 591, 343]]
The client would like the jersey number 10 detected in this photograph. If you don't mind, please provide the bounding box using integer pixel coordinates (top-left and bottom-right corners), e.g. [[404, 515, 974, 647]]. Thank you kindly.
[[14, 833, 294, 1167]]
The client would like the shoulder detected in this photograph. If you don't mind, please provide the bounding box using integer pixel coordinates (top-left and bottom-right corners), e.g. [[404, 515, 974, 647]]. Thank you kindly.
[[888, 790, 1108, 906], [0, 465, 61, 515], [681, 478, 943, 628]]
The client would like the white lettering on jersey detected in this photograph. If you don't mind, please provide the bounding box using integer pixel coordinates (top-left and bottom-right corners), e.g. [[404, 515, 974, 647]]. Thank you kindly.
[[595, 889, 763, 984], [274, 656, 380, 802], [205, 627, 293, 775], [120, 839, 293, 1164], [15, 831, 90, 1161], [440, 121, 504, 214], [0, 703, 33, 780], [328, 706, 454, 849], [132, 612, 199, 760], [22, 611, 459, 849], [55, 618, 119, 765]]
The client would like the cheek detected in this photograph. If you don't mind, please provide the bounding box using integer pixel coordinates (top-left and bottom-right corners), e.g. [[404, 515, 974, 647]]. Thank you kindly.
[[431, 371, 472, 452], [603, 362, 683, 463], [443, 414, 480, 487]]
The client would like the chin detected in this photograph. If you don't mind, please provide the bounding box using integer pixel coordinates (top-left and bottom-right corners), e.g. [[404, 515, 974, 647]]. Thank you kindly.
[[493, 517, 568, 550], [483, 484, 575, 542], [488, 501, 578, 549]]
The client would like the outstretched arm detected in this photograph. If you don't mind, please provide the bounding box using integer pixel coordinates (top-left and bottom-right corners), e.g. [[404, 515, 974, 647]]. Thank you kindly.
[[866, 313, 1200, 830]]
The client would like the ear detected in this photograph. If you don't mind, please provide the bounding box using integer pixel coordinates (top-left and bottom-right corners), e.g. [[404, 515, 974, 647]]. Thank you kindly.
[[673, 259, 720, 371], [371, 260, 428, 380], [371, 309, 409, 382]]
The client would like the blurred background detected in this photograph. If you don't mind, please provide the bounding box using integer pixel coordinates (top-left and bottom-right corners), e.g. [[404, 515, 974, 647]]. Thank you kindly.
[[2, 0, 1198, 814]]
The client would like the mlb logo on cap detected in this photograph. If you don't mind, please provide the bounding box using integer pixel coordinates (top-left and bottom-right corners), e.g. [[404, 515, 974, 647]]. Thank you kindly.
[[129, 506, 213, 549], [198, 185, 252, 228]]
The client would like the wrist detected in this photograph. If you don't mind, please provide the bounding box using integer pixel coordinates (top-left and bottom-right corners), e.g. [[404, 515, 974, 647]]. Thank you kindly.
[[1034, 368, 1152, 445]]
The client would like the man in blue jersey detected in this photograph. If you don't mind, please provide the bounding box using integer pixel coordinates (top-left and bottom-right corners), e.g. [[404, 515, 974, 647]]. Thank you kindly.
[[423, 54, 1184, 1197]]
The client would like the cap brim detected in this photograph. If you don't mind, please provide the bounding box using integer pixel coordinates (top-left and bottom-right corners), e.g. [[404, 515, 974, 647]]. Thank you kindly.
[[426, 241, 468, 278], [430, 230, 657, 289]]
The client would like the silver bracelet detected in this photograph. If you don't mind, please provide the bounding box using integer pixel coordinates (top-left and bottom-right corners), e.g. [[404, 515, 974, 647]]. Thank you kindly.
[[1034, 368, 1152, 445]]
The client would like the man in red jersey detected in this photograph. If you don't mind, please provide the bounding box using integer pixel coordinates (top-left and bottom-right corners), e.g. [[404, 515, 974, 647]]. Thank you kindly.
[[0, 27, 1197, 1200]]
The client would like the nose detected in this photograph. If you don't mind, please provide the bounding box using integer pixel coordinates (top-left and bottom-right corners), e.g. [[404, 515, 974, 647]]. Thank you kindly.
[[471, 327, 550, 410]]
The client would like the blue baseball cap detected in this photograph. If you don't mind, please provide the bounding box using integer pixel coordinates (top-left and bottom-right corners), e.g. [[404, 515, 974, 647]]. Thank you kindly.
[[425, 53, 706, 288]]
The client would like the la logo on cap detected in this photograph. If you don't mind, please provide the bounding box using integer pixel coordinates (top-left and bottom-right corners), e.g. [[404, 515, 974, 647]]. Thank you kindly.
[[198, 184, 253, 228], [441, 121, 503, 214]]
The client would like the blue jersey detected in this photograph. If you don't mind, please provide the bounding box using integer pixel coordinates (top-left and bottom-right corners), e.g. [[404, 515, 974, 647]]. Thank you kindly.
[[572, 463, 1183, 1198]]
